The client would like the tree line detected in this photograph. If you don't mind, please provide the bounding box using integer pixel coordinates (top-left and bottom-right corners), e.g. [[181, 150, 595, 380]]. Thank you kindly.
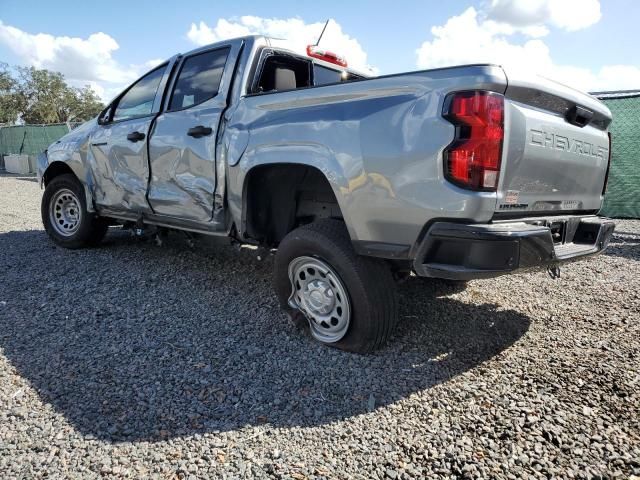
[[0, 63, 105, 125]]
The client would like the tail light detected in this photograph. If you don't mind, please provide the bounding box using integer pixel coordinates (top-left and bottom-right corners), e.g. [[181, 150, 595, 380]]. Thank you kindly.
[[602, 131, 612, 195], [442, 91, 504, 191]]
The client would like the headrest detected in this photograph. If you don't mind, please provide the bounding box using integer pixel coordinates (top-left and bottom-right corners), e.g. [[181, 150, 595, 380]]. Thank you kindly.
[[274, 68, 297, 91]]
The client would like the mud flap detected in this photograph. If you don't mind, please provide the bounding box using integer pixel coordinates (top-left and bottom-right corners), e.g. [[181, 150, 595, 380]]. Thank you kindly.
[[547, 264, 561, 279]]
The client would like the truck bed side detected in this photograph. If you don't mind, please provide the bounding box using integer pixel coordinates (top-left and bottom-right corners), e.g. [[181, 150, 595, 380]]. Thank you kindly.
[[225, 64, 508, 250]]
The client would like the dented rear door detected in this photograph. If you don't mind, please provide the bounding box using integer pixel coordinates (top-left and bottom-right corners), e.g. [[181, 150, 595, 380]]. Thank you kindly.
[[147, 40, 242, 222]]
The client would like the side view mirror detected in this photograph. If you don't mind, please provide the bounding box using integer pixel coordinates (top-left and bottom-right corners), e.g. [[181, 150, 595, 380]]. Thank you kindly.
[[97, 105, 113, 125]]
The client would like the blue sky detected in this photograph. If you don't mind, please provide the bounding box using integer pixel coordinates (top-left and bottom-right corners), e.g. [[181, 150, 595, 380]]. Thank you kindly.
[[1, 0, 638, 100]]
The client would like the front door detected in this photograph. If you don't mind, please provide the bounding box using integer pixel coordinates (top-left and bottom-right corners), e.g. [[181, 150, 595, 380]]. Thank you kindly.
[[89, 64, 169, 213], [147, 43, 240, 222]]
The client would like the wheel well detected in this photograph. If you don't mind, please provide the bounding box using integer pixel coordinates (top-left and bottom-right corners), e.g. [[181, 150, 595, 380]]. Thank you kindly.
[[243, 164, 343, 246], [43, 162, 76, 186]]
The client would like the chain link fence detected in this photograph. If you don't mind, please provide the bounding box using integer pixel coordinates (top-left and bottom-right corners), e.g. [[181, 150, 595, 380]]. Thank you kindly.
[[594, 91, 640, 218]]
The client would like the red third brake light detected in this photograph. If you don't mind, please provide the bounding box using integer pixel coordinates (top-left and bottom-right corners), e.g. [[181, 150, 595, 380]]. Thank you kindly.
[[306, 45, 348, 67], [442, 91, 504, 191]]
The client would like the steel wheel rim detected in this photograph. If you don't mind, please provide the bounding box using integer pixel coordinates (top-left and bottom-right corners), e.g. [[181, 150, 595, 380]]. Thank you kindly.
[[288, 256, 351, 343], [49, 188, 82, 237]]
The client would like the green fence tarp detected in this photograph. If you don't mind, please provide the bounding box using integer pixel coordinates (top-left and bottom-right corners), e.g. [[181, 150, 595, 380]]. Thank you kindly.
[[0, 124, 72, 156], [598, 93, 640, 218]]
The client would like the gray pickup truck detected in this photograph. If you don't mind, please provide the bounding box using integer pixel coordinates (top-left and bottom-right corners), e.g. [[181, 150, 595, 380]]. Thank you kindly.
[[37, 35, 615, 353]]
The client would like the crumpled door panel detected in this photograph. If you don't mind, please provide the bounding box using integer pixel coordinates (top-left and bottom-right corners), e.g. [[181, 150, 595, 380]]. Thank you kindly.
[[88, 117, 154, 213]]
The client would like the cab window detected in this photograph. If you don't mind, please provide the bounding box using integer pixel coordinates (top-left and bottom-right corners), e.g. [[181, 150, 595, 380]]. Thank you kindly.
[[113, 66, 166, 121], [169, 48, 230, 110], [313, 65, 343, 85], [313, 64, 363, 86]]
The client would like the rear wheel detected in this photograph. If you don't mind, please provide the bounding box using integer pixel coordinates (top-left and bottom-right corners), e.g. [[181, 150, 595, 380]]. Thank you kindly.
[[274, 219, 398, 353], [41, 174, 108, 248]]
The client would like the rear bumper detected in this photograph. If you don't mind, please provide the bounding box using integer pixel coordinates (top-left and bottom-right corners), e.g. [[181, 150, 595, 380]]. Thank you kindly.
[[412, 216, 615, 280]]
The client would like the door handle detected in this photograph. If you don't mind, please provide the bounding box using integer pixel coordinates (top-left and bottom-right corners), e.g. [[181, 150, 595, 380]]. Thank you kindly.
[[127, 131, 145, 142], [187, 125, 213, 138]]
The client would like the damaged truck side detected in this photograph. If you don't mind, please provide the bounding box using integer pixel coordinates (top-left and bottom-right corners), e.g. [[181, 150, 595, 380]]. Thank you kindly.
[[38, 35, 615, 353]]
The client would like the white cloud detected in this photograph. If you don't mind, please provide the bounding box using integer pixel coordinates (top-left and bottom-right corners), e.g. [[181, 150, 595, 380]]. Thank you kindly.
[[416, 7, 640, 92], [144, 58, 166, 69], [187, 16, 375, 73], [416, 8, 552, 70], [0, 21, 153, 102], [488, 0, 602, 32]]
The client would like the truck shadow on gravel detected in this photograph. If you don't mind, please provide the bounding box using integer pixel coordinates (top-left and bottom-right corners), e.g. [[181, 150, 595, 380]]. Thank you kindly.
[[604, 230, 640, 261], [0, 229, 530, 443]]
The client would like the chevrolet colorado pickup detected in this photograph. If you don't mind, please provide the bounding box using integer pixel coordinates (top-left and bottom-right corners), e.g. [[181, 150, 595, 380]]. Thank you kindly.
[[38, 35, 615, 353]]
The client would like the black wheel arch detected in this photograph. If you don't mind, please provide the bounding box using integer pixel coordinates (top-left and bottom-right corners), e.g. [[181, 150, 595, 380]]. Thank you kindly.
[[241, 163, 345, 247], [42, 161, 77, 187]]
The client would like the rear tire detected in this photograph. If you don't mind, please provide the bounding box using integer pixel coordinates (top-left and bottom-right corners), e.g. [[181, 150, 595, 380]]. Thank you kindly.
[[274, 219, 398, 353], [41, 174, 108, 249]]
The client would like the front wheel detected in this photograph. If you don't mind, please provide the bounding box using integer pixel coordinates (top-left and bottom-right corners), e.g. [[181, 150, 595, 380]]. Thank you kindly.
[[274, 219, 398, 353], [41, 174, 108, 249]]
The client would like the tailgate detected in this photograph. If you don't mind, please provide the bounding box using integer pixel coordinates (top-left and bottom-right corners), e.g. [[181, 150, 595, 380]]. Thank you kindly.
[[497, 70, 612, 216]]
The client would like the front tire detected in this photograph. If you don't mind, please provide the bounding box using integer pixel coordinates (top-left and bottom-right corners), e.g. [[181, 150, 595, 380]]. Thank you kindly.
[[41, 174, 108, 249], [274, 219, 398, 353]]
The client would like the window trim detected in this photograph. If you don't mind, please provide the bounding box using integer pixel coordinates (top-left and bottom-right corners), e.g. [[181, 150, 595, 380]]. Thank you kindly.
[[165, 46, 231, 113], [102, 63, 169, 125]]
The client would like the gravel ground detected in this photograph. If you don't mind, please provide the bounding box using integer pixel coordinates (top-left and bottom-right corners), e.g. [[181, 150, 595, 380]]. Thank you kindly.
[[0, 172, 638, 479]]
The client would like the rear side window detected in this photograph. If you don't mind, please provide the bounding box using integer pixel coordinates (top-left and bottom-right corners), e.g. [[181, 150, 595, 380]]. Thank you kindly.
[[169, 48, 229, 110], [255, 54, 312, 93], [113, 66, 166, 121]]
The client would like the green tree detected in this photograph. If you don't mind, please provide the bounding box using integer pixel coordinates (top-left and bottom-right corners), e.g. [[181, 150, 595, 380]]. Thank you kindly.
[[67, 85, 105, 123], [0, 63, 26, 124], [17, 66, 70, 124], [0, 65, 105, 125]]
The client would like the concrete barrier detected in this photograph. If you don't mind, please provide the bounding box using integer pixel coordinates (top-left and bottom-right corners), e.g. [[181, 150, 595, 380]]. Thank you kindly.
[[28, 155, 37, 174], [4, 154, 31, 174]]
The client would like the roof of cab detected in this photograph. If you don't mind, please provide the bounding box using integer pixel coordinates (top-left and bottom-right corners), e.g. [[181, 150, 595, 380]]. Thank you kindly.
[[182, 34, 371, 78]]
